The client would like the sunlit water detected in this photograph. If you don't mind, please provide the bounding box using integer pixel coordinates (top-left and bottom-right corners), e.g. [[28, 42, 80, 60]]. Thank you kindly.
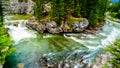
[[3, 17, 120, 68]]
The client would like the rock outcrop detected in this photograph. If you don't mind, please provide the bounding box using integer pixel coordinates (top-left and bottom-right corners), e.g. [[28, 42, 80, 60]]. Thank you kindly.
[[60, 22, 72, 32], [5, 0, 34, 14], [26, 17, 89, 33], [16, 63, 25, 68], [73, 20, 89, 32], [91, 53, 112, 68], [45, 21, 62, 33], [26, 18, 62, 33]]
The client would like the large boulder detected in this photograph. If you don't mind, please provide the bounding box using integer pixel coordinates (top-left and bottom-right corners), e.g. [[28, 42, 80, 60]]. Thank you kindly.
[[45, 21, 61, 33], [26, 20, 44, 33], [9, 0, 34, 14], [73, 20, 89, 32], [16, 63, 25, 68]]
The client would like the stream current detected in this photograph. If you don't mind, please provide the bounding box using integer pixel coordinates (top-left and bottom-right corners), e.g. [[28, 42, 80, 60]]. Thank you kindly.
[[3, 16, 120, 68]]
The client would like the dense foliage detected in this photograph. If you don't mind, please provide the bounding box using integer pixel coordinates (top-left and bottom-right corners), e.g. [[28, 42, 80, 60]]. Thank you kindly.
[[87, 0, 109, 28], [108, 1, 120, 19], [0, 1, 3, 23], [18, 0, 28, 2], [34, 0, 44, 20], [0, 1, 14, 65], [105, 40, 120, 68], [34, 0, 109, 28]]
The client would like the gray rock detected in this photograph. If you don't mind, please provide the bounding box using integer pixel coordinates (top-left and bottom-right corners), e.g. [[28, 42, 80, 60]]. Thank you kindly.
[[8, 0, 34, 14], [73, 20, 89, 32], [80, 21, 89, 28], [45, 21, 61, 33], [16, 63, 25, 68], [117, 19, 120, 23]]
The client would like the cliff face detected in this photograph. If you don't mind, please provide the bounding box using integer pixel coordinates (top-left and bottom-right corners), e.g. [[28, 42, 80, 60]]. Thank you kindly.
[[8, 0, 34, 14]]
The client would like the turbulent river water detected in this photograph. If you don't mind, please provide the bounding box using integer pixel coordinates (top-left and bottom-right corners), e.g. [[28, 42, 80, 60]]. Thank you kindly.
[[3, 16, 120, 68]]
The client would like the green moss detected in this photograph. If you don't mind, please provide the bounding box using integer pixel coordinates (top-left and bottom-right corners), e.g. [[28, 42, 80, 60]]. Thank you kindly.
[[66, 15, 88, 28], [8, 14, 32, 20], [102, 65, 109, 68]]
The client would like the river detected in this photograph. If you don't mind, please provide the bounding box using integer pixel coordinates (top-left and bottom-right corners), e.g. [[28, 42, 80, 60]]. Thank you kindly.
[[3, 16, 120, 68]]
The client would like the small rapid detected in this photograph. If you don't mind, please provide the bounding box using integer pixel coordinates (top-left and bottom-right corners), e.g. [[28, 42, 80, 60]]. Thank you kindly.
[[3, 16, 120, 68], [4, 19, 37, 44]]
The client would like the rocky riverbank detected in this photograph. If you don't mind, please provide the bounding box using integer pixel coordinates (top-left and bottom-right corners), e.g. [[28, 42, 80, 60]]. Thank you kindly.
[[91, 53, 112, 68], [35, 53, 112, 68], [25, 17, 90, 34]]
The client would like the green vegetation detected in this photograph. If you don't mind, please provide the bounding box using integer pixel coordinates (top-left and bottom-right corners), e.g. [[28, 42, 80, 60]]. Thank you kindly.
[[0, 1, 3, 23], [34, 0, 44, 20], [0, 1, 15, 65], [33, 0, 109, 28], [108, 1, 120, 19], [18, 0, 28, 2], [8, 14, 32, 20], [85, 0, 109, 28], [105, 39, 120, 68], [0, 24, 15, 65]]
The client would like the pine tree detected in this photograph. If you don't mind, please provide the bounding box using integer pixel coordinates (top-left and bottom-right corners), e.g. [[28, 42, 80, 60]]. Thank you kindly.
[[0, 1, 3, 23], [81, 0, 109, 28], [34, 0, 44, 20], [33, 0, 109, 28]]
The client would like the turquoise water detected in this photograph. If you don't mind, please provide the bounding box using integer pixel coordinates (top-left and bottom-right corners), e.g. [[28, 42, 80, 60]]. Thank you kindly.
[[3, 19, 120, 68]]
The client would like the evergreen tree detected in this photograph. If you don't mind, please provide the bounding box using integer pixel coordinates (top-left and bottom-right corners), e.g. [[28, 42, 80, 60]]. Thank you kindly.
[[33, 0, 109, 28], [34, 0, 44, 20], [82, 0, 109, 28], [0, 1, 3, 23]]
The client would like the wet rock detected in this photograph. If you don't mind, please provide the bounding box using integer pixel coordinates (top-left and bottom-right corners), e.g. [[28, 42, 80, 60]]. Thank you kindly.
[[47, 61, 58, 68], [16, 63, 25, 68], [92, 53, 113, 68], [38, 57, 48, 67], [60, 22, 72, 32], [117, 19, 120, 23], [26, 18, 45, 33], [84, 30, 95, 34], [13, 22, 19, 27], [59, 60, 74, 68], [100, 54, 107, 65], [73, 20, 89, 32], [91, 64, 99, 68], [46, 21, 61, 33]]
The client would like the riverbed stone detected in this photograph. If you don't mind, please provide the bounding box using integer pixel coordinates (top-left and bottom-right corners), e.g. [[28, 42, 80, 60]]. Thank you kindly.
[[0, 64, 3, 68], [100, 54, 107, 65], [92, 64, 99, 68], [73, 20, 89, 32], [16, 63, 25, 68]]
